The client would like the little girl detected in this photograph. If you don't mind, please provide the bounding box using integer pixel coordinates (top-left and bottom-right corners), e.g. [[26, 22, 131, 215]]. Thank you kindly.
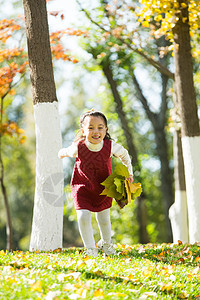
[[58, 110, 133, 256]]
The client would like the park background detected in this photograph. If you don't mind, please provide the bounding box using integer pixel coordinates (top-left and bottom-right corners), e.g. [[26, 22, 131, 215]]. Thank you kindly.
[[0, 0, 200, 251]]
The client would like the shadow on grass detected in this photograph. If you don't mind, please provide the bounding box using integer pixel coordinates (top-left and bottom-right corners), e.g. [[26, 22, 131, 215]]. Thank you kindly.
[[61, 244, 200, 267], [116, 243, 200, 266]]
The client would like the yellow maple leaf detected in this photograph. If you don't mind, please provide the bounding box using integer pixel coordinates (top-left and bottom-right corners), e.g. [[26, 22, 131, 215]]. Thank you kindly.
[[162, 281, 173, 292], [195, 257, 200, 262], [142, 266, 154, 278], [130, 182, 142, 193], [142, 20, 149, 27], [93, 289, 104, 297], [30, 281, 42, 292], [181, 2, 187, 8]]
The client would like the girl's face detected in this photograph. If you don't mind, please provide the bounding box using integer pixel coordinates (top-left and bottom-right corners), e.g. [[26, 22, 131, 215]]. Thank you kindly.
[[81, 116, 107, 144]]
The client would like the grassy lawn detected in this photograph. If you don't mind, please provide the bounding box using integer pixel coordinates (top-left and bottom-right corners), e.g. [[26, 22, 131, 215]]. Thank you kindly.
[[0, 242, 200, 299]]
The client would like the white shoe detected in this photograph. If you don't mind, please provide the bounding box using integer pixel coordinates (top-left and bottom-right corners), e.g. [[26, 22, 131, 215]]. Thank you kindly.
[[97, 240, 117, 255], [85, 248, 98, 257]]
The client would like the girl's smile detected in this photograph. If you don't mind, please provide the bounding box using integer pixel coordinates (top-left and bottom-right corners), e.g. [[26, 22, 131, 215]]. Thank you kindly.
[[81, 116, 107, 144]]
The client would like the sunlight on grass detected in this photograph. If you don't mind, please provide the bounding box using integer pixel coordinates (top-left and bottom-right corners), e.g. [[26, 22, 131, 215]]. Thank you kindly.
[[0, 242, 200, 299]]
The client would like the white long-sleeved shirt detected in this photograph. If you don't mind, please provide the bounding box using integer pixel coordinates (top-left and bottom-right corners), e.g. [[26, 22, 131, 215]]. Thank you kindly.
[[58, 139, 133, 175]]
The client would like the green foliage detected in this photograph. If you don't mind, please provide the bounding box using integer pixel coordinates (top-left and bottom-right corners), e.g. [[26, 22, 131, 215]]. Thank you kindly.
[[0, 92, 35, 250], [0, 133, 34, 250], [0, 242, 200, 299]]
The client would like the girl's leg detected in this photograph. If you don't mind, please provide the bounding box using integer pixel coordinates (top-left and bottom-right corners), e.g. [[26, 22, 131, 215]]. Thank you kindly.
[[96, 208, 116, 255], [95, 208, 111, 243], [76, 209, 96, 249]]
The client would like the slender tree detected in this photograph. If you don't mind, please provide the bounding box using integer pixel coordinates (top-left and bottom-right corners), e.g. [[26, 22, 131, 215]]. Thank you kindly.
[[169, 129, 188, 243], [172, 0, 200, 243], [23, 0, 64, 251], [0, 95, 13, 251], [102, 63, 149, 244]]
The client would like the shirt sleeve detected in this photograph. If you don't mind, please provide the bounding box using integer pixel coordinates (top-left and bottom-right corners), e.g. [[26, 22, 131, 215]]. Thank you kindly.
[[111, 141, 133, 175], [58, 143, 78, 158]]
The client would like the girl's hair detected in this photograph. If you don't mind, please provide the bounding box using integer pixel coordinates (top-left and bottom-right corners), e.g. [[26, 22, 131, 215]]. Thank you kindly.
[[74, 110, 112, 143]]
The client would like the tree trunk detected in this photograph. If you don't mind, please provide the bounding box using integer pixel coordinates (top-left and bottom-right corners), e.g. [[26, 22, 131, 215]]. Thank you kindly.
[[102, 64, 149, 244], [23, 0, 64, 251], [132, 71, 173, 242], [169, 129, 188, 243], [173, 0, 200, 243], [0, 153, 13, 251], [102, 65, 138, 166], [0, 96, 13, 251], [154, 122, 173, 242]]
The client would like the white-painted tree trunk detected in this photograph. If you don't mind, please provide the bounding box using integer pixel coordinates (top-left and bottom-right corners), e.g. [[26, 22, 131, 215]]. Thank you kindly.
[[181, 136, 200, 243], [169, 191, 188, 243], [29, 102, 64, 251], [169, 129, 189, 243]]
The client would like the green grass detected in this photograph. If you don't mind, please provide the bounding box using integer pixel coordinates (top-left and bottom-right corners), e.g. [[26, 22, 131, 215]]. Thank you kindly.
[[0, 242, 200, 299]]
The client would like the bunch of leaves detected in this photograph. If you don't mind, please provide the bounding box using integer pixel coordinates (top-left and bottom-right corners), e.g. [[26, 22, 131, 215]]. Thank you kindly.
[[101, 164, 142, 209], [49, 29, 87, 63]]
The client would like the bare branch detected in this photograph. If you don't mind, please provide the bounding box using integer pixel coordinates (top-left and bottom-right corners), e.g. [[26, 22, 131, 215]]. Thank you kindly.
[[130, 69, 157, 126]]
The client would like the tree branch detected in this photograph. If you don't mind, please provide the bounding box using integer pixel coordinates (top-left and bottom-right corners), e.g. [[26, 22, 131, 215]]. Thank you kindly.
[[76, 0, 175, 80], [130, 69, 157, 127]]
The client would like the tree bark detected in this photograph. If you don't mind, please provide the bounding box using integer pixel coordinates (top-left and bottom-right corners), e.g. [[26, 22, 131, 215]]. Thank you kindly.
[[173, 0, 200, 243], [0, 146, 13, 251], [169, 129, 188, 243], [23, 0, 57, 105], [23, 0, 64, 251], [103, 63, 149, 244], [173, 2, 199, 138], [0, 96, 13, 251]]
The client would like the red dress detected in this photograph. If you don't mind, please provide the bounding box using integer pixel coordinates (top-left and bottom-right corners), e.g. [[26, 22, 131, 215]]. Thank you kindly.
[[71, 139, 112, 212]]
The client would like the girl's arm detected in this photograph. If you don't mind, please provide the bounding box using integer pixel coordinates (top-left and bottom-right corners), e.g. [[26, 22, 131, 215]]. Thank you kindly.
[[58, 143, 77, 159], [111, 141, 133, 183]]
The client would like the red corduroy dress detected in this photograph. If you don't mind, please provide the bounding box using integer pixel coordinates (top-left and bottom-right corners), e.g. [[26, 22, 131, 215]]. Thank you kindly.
[[71, 139, 112, 212]]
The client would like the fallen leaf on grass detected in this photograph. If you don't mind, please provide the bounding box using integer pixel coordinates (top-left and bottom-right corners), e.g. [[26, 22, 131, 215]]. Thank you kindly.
[[195, 257, 200, 262], [93, 289, 104, 297], [177, 291, 189, 299], [65, 272, 82, 281], [161, 281, 173, 292], [76, 261, 85, 268], [68, 294, 80, 300], [107, 292, 127, 297], [85, 259, 97, 268], [76, 287, 87, 298], [30, 280, 42, 292], [57, 273, 66, 282], [53, 248, 62, 253], [139, 292, 158, 299], [63, 283, 76, 291], [46, 291, 61, 300], [141, 266, 154, 278], [169, 274, 176, 282], [2, 266, 14, 274]]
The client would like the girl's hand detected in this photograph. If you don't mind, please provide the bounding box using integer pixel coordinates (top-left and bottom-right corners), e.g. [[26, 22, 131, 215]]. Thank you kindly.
[[128, 175, 133, 183], [58, 149, 65, 159]]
